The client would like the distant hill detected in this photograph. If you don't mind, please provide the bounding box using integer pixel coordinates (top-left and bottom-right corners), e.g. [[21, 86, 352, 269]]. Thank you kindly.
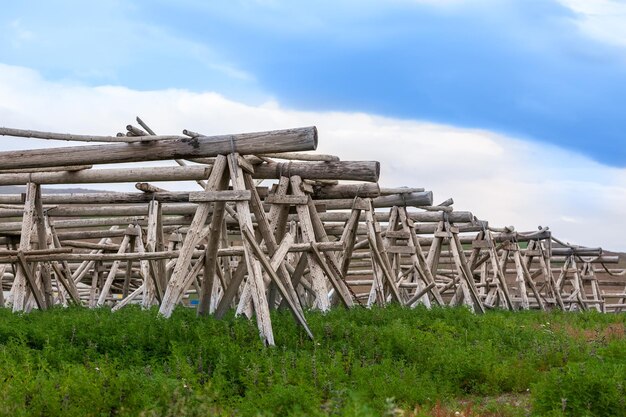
[[0, 186, 110, 194]]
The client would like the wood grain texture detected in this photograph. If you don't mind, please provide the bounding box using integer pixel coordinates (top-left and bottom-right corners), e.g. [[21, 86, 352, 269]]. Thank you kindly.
[[0, 126, 317, 169]]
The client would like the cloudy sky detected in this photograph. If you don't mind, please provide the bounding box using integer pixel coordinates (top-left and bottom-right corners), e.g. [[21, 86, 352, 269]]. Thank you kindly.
[[0, 0, 625, 250]]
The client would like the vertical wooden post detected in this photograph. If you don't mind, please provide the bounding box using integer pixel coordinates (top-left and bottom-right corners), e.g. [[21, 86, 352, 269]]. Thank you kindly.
[[512, 248, 530, 310], [47, 219, 82, 304], [398, 207, 445, 307], [0, 264, 5, 307], [89, 261, 101, 307], [230, 154, 274, 345], [33, 185, 54, 307], [96, 229, 132, 307], [244, 173, 307, 314], [197, 170, 230, 316], [10, 182, 37, 311], [484, 231, 515, 310], [448, 223, 485, 313], [159, 156, 228, 317], [290, 176, 331, 311]]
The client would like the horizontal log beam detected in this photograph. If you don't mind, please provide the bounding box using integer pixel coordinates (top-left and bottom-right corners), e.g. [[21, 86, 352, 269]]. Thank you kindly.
[[318, 192, 432, 210], [0, 126, 178, 143], [311, 183, 380, 199], [551, 247, 603, 256], [254, 161, 380, 182], [0, 166, 211, 186], [0, 242, 344, 263], [0, 126, 318, 169], [257, 152, 339, 162], [0, 160, 380, 186]]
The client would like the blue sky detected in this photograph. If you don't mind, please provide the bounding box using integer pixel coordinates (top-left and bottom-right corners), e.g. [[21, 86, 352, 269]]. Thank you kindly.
[[1, 0, 626, 249], [2, 0, 625, 166]]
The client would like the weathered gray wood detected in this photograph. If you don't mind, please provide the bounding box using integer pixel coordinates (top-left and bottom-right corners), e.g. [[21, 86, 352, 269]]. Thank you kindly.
[[60, 241, 119, 251], [230, 154, 275, 345], [317, 191, 433, 210], [0, 166, 212, 186], [214, 261, 247, 319], [16, 252, 45, 310], [0, 217, 148, 232], [0, 264, 5, 307], [47, 220, 82, 305], [484, 231, 515, 310], [516, 244, 546, 311], [69, 229, 118, 283], [0, 165, 91, 174], [379, 187, 425, 195], [339, 206, 362, 278], [144, 201, 162, 306], [265, 195, 308, 205], [0, 126, 184, 142], [96, 231, 132, 306], [189, 190, 251, 202], [49, 261, 82, 305], [290, 176, 331, 311], [258, 152, 339, 162], [33, 185, 54, 307], [159, 156, 228, 317], [136, 182, 168, 193], [397, 207, 444, 306], [130, 226, 156, 308], [0, 126, 317, 169], [197, 172, 230, 316], [304, 192, 354, 307], [241, 227, 313, 339], [311, 183, 380, 199], [112, 284, 145, 312], [255, 161, 379, 182], [364, 205, 402, 304], [9, 182, 37, 311], [449, 227, 485, 313], [244, 173, 306, 317]]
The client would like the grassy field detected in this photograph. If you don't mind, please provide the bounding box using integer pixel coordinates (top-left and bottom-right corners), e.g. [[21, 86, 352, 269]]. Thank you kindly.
[[0, 305, 623, 417]]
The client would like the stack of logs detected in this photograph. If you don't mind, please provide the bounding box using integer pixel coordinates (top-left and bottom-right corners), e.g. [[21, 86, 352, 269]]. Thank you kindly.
[[0, 121, 624, 345]]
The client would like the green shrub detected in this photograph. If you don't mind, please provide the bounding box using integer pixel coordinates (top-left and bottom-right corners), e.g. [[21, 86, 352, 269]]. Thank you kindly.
[[532, 360, 626, 417], [0, 305, 622, 416]]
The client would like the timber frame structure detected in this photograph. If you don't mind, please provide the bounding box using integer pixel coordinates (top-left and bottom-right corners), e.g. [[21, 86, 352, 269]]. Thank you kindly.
[[0, 120, 624, 345]]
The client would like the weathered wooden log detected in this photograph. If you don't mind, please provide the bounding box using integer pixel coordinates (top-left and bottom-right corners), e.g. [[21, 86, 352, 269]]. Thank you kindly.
[[0, 126, 318, 169], [318, 192, 432, 210], [0, 217, 147, 232], [0, 165, 92, 174], [315, 211, 474, 224], [257, 152, 339, 162], [310, 183, 380, 199], [486, 230, 552, 243], [0, 192, 194, 205], [379, 187, 425, 195], [325, 222, 481, 236], [9, 183, 37, 311], [254, 161, 379, 182], [0, 166, 211, 186], [135, 182, 168, 193], [45, 204, 193, 217], [61, 241, 121, 251], [0, 248, 72, 256], [0, 126, 182, 143], [550, 255, 619, 264], [551, 247, 602, 256]]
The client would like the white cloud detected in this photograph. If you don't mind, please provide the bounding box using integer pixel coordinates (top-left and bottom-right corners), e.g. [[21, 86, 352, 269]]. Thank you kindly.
[[0, 63, 624, 251], [556, 0, 626, 47], [8, 19, 34, 48]]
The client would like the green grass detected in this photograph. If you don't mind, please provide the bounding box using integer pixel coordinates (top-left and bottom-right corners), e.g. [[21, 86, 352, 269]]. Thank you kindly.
[[0, 305, 623, 416]]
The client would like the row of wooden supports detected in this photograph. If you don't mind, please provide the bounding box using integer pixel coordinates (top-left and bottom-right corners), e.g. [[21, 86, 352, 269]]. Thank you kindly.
[[0, 122, 623, 345]]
